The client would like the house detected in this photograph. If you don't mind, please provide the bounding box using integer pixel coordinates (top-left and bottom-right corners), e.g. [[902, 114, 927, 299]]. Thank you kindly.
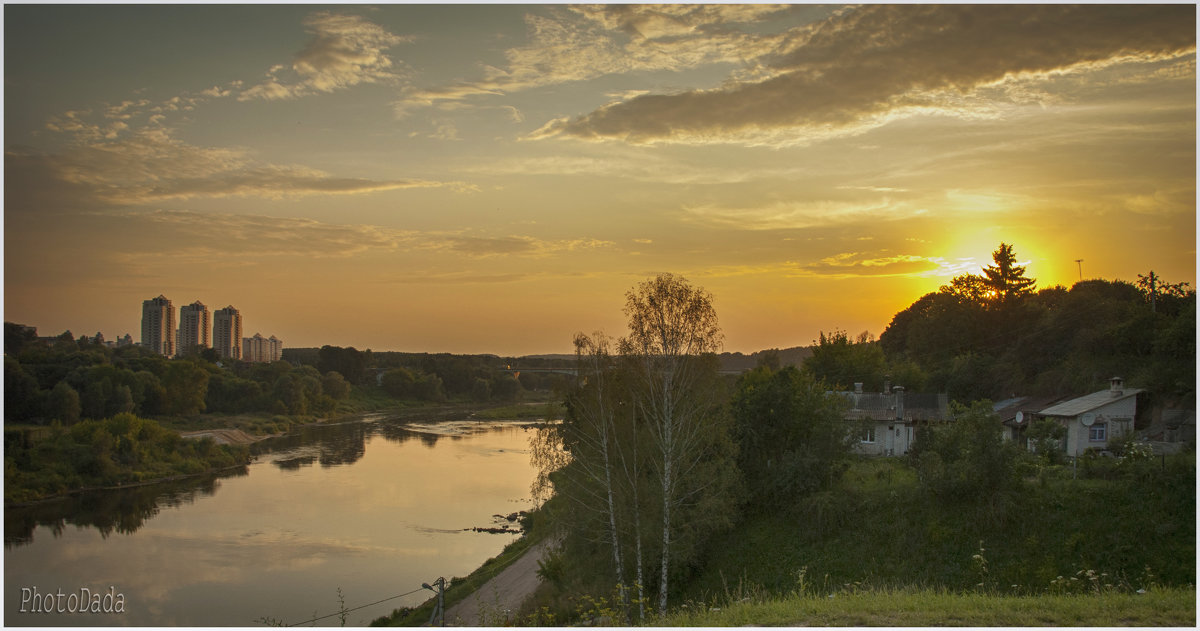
[[835, 383, 951, 457], [993, 394, 1071, 450], [1036, 377, 1143, 457]]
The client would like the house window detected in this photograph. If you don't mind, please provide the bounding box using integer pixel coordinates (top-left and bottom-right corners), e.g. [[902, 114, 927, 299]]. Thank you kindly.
[[1089, 422, 1107, 442], [861, 427, 876, 443]]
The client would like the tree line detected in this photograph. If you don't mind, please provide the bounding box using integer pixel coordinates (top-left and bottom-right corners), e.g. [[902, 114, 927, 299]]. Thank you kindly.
[[3, 326, 574, 432], [805, 243, 1194, 405], [284, 345, 566, 403], [4, 328, 353, 426]]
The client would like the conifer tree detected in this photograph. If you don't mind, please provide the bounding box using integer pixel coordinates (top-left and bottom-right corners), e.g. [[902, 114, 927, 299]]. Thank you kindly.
[[982, 242, 1036, 305]]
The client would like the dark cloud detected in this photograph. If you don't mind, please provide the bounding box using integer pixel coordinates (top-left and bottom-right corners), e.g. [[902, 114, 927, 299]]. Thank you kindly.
[[543, 4, 1195, 143]]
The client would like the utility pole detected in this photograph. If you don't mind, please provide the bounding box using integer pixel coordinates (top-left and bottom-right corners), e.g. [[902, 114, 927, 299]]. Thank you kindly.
[[1074, 259, 1084, 282], [422, 577, 446, 626]]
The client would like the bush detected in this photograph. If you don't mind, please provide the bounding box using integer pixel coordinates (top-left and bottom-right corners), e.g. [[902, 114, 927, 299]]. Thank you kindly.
[[912, 401, 1023, 508]]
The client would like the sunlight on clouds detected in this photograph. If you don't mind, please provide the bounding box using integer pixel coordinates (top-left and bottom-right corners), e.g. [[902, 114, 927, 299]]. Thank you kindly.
[[240, 12, 411, 101], [100, 210, 615, 265], [4, 5, 1193, 353], [943, 190, 1026, 215], [682, 197, 907, 231], [22, 126, 456, 206], [539, 5, 1195, 146], [393, 4, 804, 117]]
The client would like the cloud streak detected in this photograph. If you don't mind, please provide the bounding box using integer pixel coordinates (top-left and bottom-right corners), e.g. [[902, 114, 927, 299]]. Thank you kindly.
[[538, 4, 1195, 145], [240, 12, 411, 101], [99, 210, 614, 265], [12, 116, 462, 210], [682, 196, 914, 231]]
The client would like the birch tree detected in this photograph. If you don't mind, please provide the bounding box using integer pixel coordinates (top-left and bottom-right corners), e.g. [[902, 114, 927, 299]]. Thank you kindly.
[[621, 273, 733, 614], [564, 332, 629, 619]]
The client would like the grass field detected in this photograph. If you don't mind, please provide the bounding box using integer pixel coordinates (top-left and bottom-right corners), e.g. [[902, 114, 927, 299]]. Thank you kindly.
[[662, 587, 1196, 627]]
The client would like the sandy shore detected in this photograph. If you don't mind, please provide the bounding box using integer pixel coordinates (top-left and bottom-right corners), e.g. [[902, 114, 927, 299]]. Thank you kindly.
[[179, 428, 271, 445]]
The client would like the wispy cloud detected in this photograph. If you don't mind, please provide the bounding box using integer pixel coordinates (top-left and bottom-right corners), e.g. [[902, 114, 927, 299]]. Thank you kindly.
[[109, 210, 413, 260], [793, 252, 961, 280], [10, 129, 453, 208], [240, 12, 411, 101], [682, 197, 913, 231], [538, 4, 1195, 145], [100, 210, 614, 264], [439, 235, 614, 258], [393, 4, 800, 117]]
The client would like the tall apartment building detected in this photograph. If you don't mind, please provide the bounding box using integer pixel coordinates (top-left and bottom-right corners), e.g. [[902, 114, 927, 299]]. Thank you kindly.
[[141, 295, 176, 356], [213, 305, 243, 360], [177, 301, 210, 356], [243, 333, 283, 363]]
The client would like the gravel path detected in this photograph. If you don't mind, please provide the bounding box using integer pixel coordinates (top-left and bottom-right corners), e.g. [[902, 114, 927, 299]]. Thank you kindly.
[[442, 539, 553, 626]]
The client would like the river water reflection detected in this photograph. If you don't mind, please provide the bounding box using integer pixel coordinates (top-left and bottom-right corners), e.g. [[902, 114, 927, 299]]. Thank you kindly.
[[5, 411, 546, 626]]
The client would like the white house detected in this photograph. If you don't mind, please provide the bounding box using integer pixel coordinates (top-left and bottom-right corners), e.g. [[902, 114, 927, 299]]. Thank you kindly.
[[1037, 377, 1142, 457], [836, 384, 950, 457]]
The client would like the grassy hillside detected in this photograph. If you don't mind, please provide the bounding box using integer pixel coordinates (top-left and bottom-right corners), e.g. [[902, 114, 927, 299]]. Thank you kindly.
[[676, 456, 1193, 603]]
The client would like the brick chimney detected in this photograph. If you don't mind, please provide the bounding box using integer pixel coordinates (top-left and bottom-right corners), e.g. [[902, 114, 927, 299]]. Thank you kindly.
[[1110, 377, 1124, 397], [893, 385, 905, 421]]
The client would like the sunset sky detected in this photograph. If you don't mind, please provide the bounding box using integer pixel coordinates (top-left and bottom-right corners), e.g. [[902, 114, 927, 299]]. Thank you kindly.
[[4, 4, 1196, 356]]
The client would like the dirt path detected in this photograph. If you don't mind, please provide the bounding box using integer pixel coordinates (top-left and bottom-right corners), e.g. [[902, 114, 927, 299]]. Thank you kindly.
[[443, 539, 553, 626]]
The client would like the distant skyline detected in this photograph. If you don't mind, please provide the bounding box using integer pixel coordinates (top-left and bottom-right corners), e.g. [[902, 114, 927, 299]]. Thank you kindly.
[[5, 4, 1196, 356]]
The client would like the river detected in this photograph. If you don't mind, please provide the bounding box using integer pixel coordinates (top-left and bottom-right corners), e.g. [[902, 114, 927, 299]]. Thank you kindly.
[[4, 411, 547, 626]]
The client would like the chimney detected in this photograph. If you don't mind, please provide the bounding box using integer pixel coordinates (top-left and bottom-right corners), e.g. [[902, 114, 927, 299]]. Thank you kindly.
[[893, 385, 905, 421], [883, 377, 891, 394], [1110, 377, 1124, 397], [854, 382, 863, 394]]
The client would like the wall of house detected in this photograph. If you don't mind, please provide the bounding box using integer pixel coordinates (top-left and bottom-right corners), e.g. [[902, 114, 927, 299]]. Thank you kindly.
[[852, 420, 914, 457], [1062, 398, 1137, 457]]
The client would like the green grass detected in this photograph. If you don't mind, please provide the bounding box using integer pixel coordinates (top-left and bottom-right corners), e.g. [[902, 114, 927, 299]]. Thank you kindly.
[[471, 401, 565, 420], [678, 456, 1195, 601], [662, 587, 1196, 627]]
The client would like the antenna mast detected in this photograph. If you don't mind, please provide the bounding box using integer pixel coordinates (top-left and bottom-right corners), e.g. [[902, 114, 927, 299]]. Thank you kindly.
[[1074, 259, 1083, 281]]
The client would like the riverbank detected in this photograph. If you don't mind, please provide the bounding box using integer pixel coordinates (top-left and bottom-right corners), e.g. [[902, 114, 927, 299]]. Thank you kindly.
[[165, 394, 563, 442], [4, 414, 251, 505], [7, 398, 561, 505]]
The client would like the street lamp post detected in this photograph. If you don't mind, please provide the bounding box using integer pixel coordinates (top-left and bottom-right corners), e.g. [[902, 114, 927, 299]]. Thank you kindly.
[[422, 577, 446, 626]]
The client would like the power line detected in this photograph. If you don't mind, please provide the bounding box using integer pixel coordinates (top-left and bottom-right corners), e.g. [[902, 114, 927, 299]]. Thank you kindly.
[[284, 586, 428, 627]]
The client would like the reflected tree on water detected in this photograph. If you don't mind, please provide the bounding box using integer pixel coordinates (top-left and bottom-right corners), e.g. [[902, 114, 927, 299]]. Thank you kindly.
[[5, 468, 246, 548]]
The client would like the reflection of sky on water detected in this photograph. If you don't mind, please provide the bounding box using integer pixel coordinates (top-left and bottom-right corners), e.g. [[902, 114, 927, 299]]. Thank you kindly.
[[5, 416, 541, 626]]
